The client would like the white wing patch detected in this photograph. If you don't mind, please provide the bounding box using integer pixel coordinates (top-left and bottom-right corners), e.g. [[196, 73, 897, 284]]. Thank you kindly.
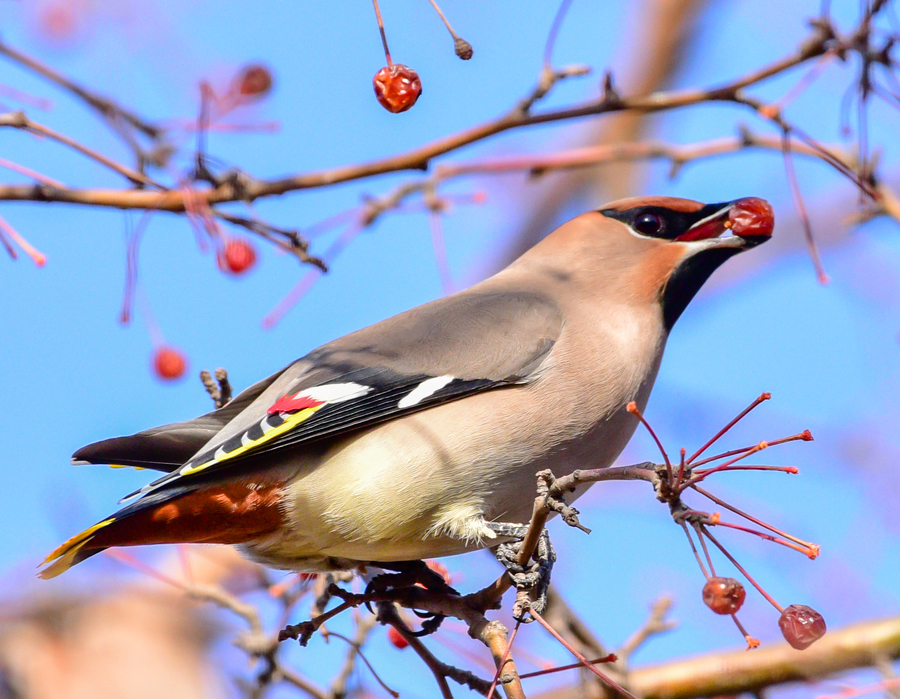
[[398, 375, 455, 409], [296, 382, 372, 404]]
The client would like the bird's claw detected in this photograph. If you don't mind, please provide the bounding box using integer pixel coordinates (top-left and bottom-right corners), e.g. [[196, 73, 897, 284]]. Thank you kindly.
[[364, 560, 457, 636], [491, 525, 556, 621]]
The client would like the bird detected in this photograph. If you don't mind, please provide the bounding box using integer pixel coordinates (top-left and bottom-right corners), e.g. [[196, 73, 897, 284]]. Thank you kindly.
[[41, 195, 773, 582]]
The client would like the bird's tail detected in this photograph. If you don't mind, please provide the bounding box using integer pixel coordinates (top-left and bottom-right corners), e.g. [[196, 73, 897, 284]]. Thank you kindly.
[[39, 480, 287, 579]]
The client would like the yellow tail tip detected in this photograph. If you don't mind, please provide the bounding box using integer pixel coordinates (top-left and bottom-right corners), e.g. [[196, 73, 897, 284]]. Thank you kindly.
[[39, 518, 115, 578]]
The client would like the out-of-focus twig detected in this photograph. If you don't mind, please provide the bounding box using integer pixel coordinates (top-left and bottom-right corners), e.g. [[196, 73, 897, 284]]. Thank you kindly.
[[0, 39, 161, 139], [614, 596, 676, 668], [0, 110, 160, 187]]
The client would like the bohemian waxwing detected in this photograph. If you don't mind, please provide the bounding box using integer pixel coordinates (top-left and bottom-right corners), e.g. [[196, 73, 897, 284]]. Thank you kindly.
[[41, 196, 773, 579]]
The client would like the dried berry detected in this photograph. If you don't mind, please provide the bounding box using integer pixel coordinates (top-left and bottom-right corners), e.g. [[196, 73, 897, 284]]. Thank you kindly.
[[387, 625, 409, 649], [373, 64, 421, 113], [234, 64, 273, 101], [218, 238, 257, 275], [729, 197, 775, 239], [454, 37, 473, 60], [702, 577, 746, 615], [152, 346, 187, 381], [779, 604, 826, 650]]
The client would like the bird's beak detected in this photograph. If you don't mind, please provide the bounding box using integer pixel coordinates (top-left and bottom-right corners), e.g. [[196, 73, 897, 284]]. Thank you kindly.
[[676, 197, 774, 249], [660, 197, 773, 331]]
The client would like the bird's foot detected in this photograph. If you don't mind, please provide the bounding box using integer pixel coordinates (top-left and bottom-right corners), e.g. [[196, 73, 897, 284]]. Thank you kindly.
[[488, 522, 556, 621], [365, 559, 458, 636]]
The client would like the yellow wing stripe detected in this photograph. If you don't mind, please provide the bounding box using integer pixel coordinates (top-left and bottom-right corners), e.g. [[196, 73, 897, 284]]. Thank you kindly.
[[179, 405, 324, 477]]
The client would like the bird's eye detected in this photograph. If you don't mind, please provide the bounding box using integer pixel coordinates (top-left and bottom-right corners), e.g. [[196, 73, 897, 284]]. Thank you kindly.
[[634, 212, 663, 236]]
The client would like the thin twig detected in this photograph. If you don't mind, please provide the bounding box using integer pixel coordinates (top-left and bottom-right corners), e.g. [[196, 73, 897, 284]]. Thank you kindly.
[[0, 39, 162, 139], [0, 111, 160, 187], [616, 596, 676, 666]]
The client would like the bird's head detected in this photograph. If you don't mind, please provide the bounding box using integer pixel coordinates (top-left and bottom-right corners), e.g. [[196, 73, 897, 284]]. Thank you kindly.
[[528, 196, 773, 331]]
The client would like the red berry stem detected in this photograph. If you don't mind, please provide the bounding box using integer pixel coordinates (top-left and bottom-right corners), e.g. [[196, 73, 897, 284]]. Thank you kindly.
[[691, 484, 819, 554], [684, 442, 769, 486], [729, 613, 761, 650], [700, 525, 784, 614], [263, 222, 363, 329], [371, 0, 393, 66], [692, 464, 799, 478], [712, 519, 818, 558], [426, 0, 473, 59], [782, 131, 830, 285], [689, 431, 813, 480], [428, 207, 455, 296], [680, 522, 711, 579], [0, 213, 46, 266], [627, 401, 672, 480], [543, 0, 576, 68], [689, 444, 759, 469], [119, 211, 152, 325], [528, 608, 639, 699], [674, 447, 687, 491], [687, 392, 771, 464], [692, 522, 718, 577], [517, 655, 618, 680]]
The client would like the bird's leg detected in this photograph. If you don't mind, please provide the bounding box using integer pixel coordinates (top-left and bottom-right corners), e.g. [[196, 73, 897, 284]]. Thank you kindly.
[[365, 559, 458, 636], [488, 522, 557, 620]]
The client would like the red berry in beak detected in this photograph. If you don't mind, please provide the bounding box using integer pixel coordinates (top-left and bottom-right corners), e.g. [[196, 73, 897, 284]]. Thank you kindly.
[[373, 64, 422, 113], [729, 198, 774, 239]]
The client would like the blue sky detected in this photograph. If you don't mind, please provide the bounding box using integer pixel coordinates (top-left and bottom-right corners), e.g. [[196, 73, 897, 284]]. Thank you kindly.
[[1, 1, 898, 696]]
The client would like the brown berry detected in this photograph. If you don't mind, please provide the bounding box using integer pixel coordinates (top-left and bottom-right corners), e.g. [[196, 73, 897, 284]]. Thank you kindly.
[[218, 238, 257, 275], [234, 64, 273, 101], [729, 197, 774, 239], [454, 38, 473, 60], [702, 577, 746, 615], [387, 625, 409, 649], [152, 346, 187, 381], [779, 604, 826, 650], [373, 64, 422, 113]]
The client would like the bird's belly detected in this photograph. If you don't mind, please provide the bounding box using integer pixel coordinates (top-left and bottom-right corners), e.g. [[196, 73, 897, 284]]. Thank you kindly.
[[241, 369, 656, 570]]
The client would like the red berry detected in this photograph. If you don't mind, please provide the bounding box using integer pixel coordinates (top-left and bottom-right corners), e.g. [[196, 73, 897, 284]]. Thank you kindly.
[[218, 238, 257, 275], [39, 6, 76, 40], [702, 577, 746, 615], [234, 64, 273, 101], [387, 625, 409, 649], [152, 346, 187, 381], [779, 604, 826, 650], [729, 197, 774, 239], [373, 64, 422, 113]]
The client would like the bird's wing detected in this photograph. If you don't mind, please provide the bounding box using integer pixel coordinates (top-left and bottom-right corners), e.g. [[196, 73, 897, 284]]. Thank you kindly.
[[71, 371, 285, 471], [124, 289, 562, 499]]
